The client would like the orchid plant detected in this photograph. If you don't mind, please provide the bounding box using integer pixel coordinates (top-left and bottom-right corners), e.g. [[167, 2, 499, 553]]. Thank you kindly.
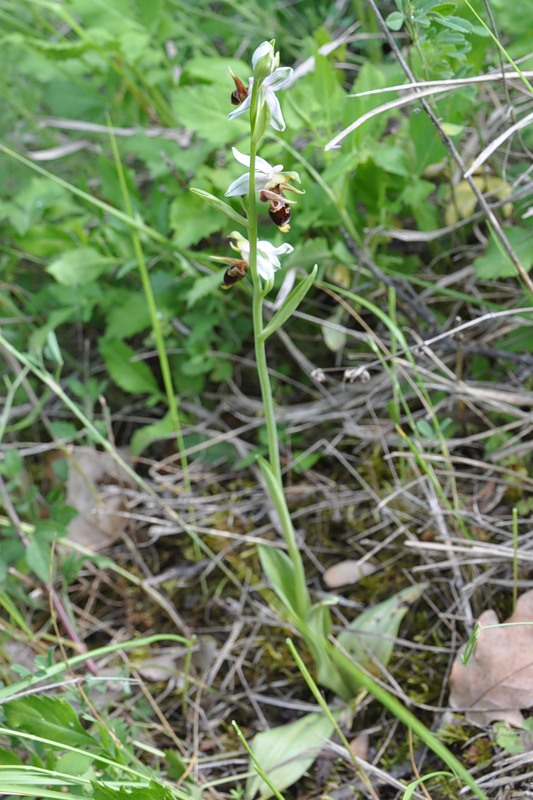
[[191, 41, 486, 800]]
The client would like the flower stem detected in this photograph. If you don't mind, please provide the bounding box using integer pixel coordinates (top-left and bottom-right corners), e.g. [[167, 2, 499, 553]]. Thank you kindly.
[[248, 85, 310, 619]]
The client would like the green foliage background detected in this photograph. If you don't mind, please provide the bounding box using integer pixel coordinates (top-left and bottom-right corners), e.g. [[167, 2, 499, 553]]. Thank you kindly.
[[3, 0, 531, 447]]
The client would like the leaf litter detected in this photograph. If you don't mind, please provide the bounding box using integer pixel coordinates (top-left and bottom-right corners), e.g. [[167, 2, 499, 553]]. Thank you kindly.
[[449, 589, 533, 726]]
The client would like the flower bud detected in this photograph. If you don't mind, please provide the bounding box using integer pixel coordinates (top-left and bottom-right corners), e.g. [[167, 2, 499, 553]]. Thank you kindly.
[[252, 40, 276, 82]]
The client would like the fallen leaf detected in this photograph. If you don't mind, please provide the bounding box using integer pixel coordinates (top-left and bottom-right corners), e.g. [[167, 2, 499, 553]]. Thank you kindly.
[[65, 447, 134, 549], [449, 589, 533, 726], [349, 731, 369, 760]]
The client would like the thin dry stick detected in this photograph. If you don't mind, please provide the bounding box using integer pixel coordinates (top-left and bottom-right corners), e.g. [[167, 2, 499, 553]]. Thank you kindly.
[[363, 0, 533, 296]]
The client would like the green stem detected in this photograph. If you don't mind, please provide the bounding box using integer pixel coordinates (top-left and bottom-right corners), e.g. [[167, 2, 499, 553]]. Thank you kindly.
[[329, 644, 488, 800], [247, 84, 310, 618], [248, 140, 281, 485]]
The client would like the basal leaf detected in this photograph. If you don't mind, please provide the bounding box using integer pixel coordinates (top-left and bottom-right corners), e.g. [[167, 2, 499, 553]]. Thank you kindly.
[[258, 544, 299, 617], [245, 712, 336, 800], [337, 583, 428, 672]]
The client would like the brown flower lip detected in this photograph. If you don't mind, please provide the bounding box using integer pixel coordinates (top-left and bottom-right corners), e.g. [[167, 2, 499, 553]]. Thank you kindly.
[[221, 258, 249, 288], [229, 69, 248, 106], [260, 186, 291, 233]]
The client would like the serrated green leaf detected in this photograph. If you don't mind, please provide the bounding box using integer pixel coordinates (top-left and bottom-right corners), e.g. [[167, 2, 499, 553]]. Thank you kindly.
[[473, 226, 533, 280], [169, 191, 224, 248], [261, 266, 317, 340], [47, 247, 116, 286], [99, 340, 161, 398], [105, 292, 151, 339], [4, 696, 97, 748], [190, 188, 247, 228], [245, 712, 336, 800], [337, 583, 428, 672], [171, 84, 247, 145]]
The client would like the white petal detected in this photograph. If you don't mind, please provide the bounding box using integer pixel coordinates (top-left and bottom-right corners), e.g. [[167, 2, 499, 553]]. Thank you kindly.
[[257, 240, 277, 255], [252, 41, 274, 70], [265, 90, 286, 132], [264, 67, 293, 90], [225, 173, 251, 196], [228, 93, 252, 121], [254, 153, 275, 174], [231, 147, 251, 167], [271, 243, 294, 257], [256, 255, 277, 281]]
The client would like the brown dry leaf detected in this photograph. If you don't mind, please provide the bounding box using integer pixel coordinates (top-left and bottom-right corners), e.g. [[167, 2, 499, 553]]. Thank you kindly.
[[449, 589, 533, 726], [66, 446, 134, 549], [349, 731, 369, 760]]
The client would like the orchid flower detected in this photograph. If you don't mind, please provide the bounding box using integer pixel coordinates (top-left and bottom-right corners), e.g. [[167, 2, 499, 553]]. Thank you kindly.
[[227, 41, 292, 132], [225, 147, 301, 197], [229, 231, 293, 282]]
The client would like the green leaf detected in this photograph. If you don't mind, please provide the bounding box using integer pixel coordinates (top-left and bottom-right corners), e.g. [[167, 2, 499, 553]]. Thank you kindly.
[[185, 56, 249, 85], [322, 306, 346, 353], [92, 780, 174, 800], [190, 188, 247, 228], [169, 191, 224, 248], [261, 266, 318, 340], [172, 84, 247, 145], [403, 772, 456, 799], [433, 13, 473, 32], [386, 11, 405, 30], [55, 751, 94, 777], [26, 537, 53, 583], [4, 696, 97, 748], [337, 583, 428, 672], [258, 544, 299, 617], [473, 226, 533, 280], [99, 340, 162, 398], [186, 271, 225, 306], [104, 292, 151, 339], [302, 603, 352, 698], [130, 411, 174, 456], [47, 247, 116, 286], [245, 712, 336, 800], [0, 747, 22, 766]]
